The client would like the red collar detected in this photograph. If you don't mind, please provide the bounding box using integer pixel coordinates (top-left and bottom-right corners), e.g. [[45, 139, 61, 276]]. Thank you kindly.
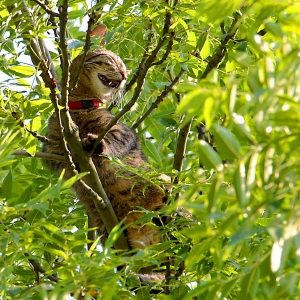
[[68, 100, 100, 109]]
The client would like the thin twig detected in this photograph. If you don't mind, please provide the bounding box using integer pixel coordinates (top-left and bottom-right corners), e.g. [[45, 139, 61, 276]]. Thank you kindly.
[[11, 112, 49, 143], [123, 19, 153, 94], [131, 68, 185, 130], [24, 253, 58, 283], [13, 150, 66, 162], [174, 261, 185, 279], [152, 30, 175, 66], [31, 0, 59, 17], [13, 1, 60, 89], [70, 9, 101, 90], [164, 257, 171, 295]]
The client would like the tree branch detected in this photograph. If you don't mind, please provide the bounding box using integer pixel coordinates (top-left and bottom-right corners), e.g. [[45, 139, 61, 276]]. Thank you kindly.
[[70, 9, 102, 90], [172, 12, 241, 181], [7, 1, 60, 90], [11, 112, 49, 143], [201, 12, 239, 79], [24, 253, 58, 283], [131, 68, 185, 130], [31, 0, 59, 17], [122, 19, 153, 95], [13, 150, 66, 162], [172, 121, 192, 184]]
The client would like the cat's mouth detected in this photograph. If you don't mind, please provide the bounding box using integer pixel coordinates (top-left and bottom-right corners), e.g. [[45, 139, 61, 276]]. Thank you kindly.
[[98, 74, 121, 89]]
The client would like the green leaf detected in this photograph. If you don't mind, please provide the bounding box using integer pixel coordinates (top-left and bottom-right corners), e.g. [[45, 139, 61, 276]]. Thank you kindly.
[[212, 125, 242, 160], [9, 66, 35, 77], [25, 133, 36, 156], [104, 219, 126, 251], [170, 285, 190, 298], [196, 140, 223, 171], [2, 170, 12, 200], [68, 9, 86, 19], [234, 160, 247, 207], [237, 266, 260, 300], [15, 186, 33, 205], [207, 172, 224, 213], [264, 22, 284, 39], [143, 139, 162, 165], [232, 113, 256, 144], [197, 140, 223, 171], [200, 37, 210, 60]]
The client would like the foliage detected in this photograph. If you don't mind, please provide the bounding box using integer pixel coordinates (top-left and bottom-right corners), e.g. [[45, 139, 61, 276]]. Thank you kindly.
[[1, 0, 300, 299]]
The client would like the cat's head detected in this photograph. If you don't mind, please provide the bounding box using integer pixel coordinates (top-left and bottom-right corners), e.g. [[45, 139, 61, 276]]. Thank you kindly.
[[69, 48, 129, 104]]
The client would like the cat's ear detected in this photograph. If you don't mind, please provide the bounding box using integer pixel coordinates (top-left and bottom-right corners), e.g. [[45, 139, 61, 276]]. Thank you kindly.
[[91, 24, 107, 45]]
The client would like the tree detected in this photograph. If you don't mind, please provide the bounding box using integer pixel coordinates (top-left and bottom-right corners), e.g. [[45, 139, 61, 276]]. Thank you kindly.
[[1, 0, 300, 298]]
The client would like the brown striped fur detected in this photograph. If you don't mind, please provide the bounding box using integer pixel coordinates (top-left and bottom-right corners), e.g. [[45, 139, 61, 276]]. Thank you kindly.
[[43, 49, 166, 249]]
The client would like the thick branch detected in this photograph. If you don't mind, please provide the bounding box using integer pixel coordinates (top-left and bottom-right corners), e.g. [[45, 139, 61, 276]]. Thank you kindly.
[[152, 30, 175, 66]]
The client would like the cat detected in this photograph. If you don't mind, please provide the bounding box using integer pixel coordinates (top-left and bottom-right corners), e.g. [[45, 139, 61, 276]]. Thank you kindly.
[[43, 49, 167, 250]]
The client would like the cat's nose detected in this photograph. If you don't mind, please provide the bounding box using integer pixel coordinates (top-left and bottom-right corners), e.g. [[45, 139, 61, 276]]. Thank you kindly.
[[120, 72, 127, 80]]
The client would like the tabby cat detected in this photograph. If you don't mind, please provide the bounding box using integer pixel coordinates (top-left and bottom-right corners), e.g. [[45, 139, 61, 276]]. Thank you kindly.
[[43, 49, 167, 249]]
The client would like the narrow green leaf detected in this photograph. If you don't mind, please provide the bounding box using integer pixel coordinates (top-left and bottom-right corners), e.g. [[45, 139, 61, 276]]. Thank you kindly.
[[15, 186, 33, 205], [207, 172, 224, 213], [197, 140, 223, 171], [38, 246, 68, 260], [104, 219, 126, 251], [237, 266, 260, 300], [170, 285, 190, 298], [232, 113, 256, 144], [197, 32, 208, 52], [234, 160, 247, 207], [10, 66, 35, 77], [220, 278, 239, 300], [41, 223, 60, 233], [213, 125, 242, 159], [200, 37, 210, 60], [246, 149, 259, 199], [143, 140, 162, 165], [263, 146, 274, 183], [2, 170, 12, 200], [265, 22, 284, 39], [25, 133, 36, 156]]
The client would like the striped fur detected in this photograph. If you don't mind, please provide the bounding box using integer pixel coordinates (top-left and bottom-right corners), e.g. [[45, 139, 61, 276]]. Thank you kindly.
[[43, 49, 166, 249]]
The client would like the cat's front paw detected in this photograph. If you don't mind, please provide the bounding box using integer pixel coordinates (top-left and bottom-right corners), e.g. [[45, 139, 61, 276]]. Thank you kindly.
[[82, 133, 103, 153]]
